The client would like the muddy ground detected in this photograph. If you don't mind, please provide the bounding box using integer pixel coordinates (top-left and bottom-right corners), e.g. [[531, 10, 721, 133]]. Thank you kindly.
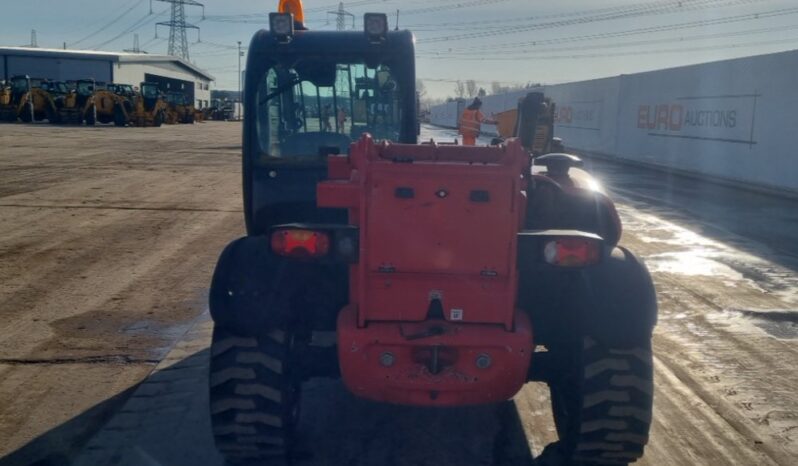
[[0, 123, 796, 465]]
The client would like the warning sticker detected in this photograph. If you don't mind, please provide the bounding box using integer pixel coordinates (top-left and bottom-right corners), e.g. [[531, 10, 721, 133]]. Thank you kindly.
[[450, 309, 463, 321]]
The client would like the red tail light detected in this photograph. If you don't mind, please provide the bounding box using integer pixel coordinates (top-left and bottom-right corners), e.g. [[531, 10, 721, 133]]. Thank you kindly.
[[543, 237, 601, 267], [270, 229, 330, 258]]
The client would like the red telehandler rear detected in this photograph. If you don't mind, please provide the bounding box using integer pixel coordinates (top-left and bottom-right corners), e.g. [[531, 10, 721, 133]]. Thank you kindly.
[[208, 5, 657, 465]]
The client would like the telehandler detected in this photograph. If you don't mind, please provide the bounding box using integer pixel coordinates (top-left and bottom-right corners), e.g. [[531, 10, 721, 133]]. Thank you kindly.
[[127, 82, 167, 127], [0, 75, 58, 123], [164, 91, 195, 124], [208, 4, 656, 465]]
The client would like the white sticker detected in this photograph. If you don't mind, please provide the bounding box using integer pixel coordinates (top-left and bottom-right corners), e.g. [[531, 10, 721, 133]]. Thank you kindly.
[[450, 308, 463, 321]]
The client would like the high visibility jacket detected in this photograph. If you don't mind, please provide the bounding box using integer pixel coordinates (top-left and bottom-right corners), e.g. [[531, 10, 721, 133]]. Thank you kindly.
[[459, 109, 484, 136]]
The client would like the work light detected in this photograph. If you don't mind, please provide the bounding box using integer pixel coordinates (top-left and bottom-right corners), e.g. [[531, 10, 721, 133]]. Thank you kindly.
[[364, 13, 388, 42], [269, 13, 294, 41]]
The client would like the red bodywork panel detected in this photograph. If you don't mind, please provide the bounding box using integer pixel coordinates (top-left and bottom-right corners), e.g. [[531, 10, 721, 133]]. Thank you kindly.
[[318, 135, 534, 405], [337, 305, 533, 406]]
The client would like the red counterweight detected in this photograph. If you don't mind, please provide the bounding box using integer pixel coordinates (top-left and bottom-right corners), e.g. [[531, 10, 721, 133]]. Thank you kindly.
[[318, 135, 535, 406]]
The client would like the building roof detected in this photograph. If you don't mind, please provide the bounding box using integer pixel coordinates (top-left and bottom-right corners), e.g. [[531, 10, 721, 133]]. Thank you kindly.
[[0, 46, 214, 82]]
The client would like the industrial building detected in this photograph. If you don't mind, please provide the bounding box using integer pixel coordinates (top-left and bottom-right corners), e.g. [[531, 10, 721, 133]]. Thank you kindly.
[[0, 46, 214, 108]]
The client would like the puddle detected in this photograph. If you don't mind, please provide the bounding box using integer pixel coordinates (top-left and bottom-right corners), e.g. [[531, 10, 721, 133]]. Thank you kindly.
[[707, 309, 798, 340], [615, 203, 798, 305]]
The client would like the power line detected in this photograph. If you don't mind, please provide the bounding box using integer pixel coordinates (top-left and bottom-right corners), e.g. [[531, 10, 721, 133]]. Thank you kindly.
[[418, 23, 798, 58], [90, 8, 168, 49], [418, 36, 798, 61], [406, 0, 763, 28], [418, 7, 798, 55], [68, 0, 146, 47], [418, 0, 762, 43]]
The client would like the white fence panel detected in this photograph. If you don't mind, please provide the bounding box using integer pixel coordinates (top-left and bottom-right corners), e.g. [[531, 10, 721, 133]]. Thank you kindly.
[[615, 50, 798, 192], [427, 49, 798, 193]]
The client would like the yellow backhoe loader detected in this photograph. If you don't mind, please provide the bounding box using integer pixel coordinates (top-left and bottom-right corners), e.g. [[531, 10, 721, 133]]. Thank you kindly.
[[164, 91, 195, 124], [127, 82, 167, 127]]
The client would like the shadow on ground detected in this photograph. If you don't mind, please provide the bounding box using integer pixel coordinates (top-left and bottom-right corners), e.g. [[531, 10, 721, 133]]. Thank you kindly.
[[1, 349, 535, 466]]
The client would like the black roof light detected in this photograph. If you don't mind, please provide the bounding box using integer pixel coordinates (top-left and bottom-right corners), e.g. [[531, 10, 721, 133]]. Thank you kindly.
[[364, 13, 388, 43], [269, 12, 294, 42]]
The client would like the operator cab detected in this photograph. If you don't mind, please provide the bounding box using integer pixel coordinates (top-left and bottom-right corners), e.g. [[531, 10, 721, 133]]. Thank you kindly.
[[140, 82, 161, 108], [244, 8, 417, 234], [9, 76, 30, 98], [76, 80, 95, 97], [166, 92, 187, 106]]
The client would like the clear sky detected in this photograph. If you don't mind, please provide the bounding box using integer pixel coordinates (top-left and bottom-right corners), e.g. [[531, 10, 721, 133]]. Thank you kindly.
[[1, 0, 796, 97]]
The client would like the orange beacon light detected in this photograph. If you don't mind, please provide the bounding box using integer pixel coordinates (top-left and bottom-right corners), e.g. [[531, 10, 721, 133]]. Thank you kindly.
[[278, 0, 306, 27]]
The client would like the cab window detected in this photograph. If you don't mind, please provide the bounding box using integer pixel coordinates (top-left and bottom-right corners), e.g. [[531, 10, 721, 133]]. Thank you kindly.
[[256, 62, 402, 161]]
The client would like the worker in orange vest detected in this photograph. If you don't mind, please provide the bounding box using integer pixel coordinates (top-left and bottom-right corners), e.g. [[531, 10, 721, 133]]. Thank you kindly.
[[459, 97, 496, 146]]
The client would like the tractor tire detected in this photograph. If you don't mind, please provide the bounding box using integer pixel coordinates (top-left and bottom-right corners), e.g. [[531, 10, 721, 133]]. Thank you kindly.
[[209, 325, 299, 466], [85, 107, 96, 126], [114, 105, 127, 127], [544, 336, 653, 465], [19, 103, 33, 123], [154, 111, 164, 128], [47, 107, 60, 125]]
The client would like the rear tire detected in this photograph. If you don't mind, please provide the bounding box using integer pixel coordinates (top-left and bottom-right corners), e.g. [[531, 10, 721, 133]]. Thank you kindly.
[[209, 325, 299, 465], [46, 106, 60, 124], [545, 336, 653, 465], [19, 103, 33, 123], [114, 105, 127, 127], [85, 106, 96, 126]]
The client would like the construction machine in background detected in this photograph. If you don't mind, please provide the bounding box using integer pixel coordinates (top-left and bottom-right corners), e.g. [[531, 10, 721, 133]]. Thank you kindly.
[[0, 76, 27, 122], [164, 91, 195, 124], [0, 75, 58, 123], [52, 79, 97, 125], [494, 92, 557, 156], [127, 82, 167, 127], [90, 85, 128, 126], [208, 98, 235, 121], [107, 84, 137, 127]]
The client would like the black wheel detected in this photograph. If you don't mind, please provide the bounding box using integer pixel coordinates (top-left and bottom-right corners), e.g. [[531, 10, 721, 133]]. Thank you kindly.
[[85, 106, 96, 126], [47, 106, 60, 125], [545, 336, 653, 465], [154, 111, 164, 127], [19, 103, 33, 123], [114, 104, 127, 127], [209, 325, 299, 465]]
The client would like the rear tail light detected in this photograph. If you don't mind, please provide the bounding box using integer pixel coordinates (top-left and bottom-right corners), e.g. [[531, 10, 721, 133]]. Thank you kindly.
[[270, 229, 330, 258], [543, 237, 601, 267]]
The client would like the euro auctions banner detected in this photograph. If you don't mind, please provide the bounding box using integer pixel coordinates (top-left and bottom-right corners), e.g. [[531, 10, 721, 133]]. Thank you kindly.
[[634, 94, 758, 147], [612, 51, 798, 190]]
